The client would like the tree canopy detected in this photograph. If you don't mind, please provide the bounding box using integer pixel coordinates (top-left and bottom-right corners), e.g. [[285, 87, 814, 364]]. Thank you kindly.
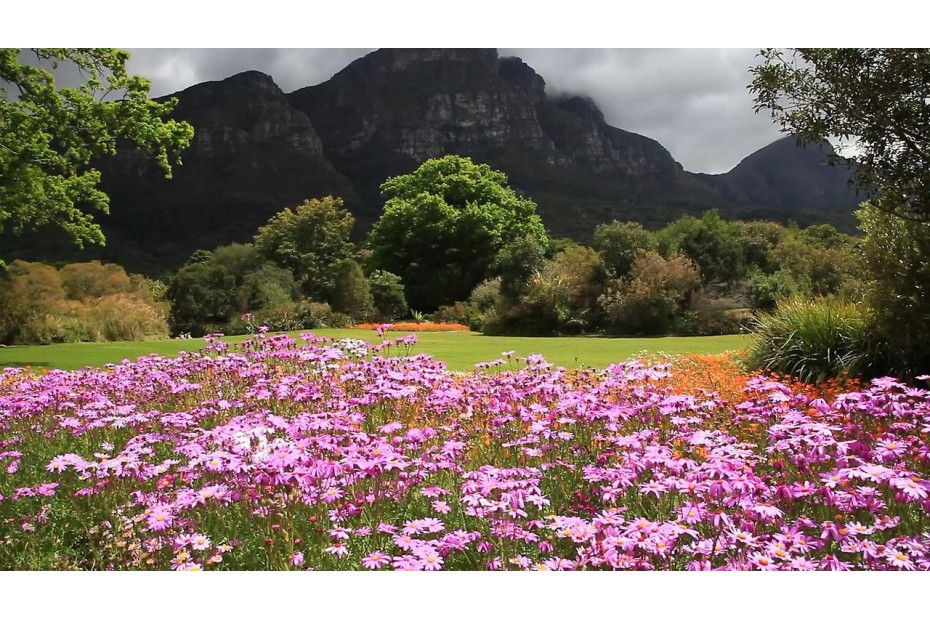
[[749, 48, 930, 219], [253, 196, 356, 300], [366, 155, 549, 311], [0, 48, 194, 253]]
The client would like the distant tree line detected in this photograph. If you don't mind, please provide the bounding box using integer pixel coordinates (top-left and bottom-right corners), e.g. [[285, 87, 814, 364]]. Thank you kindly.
[[1, 155, 868, 348]]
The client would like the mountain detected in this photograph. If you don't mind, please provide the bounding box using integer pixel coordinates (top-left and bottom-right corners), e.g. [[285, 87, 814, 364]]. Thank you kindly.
[[0, 49, 862, 275]]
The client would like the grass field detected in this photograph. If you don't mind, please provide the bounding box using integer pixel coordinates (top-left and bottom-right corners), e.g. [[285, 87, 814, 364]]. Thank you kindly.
[[0, 329, 750, 372]]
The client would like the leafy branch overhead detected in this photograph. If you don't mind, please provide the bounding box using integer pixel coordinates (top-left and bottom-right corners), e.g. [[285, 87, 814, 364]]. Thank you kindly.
[[0, 48, 194, 249], [749, 48, 930, 219]]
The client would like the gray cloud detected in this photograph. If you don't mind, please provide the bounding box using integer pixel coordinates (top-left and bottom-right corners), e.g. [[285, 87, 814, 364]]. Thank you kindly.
[[504, 49, 784, 174], [123, 48, 786, 174]]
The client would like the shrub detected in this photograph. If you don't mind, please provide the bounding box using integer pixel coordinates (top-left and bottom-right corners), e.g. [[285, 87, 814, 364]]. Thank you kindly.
[[466, 278, 504, 332], [0, 260, 169, 344], [236, 301, 353, 334], [429, 302, 470, 325], [677, 290, 747, 336], [601, 251, 700, 335], [85, 294, 170, 342], [592, 220, 656, 278], [744, 296, 876, 382]]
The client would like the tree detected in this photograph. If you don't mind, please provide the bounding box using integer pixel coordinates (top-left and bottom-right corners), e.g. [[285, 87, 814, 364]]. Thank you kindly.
[[368, 270, 408, 322], [59, 260, 133, 300], [731, 220, 787, 275], [657, 211, 744, 286], [253, 196, 355, 300], [0, 48, 193, 254], [493, 235, 548, 299], [749, 48, 930, 219], [166, 243, 299, 336], [857, 199, 930, 376], [366, 155, 549, 311], [329, 259, 374, 321], [592, 220, 656, 278]]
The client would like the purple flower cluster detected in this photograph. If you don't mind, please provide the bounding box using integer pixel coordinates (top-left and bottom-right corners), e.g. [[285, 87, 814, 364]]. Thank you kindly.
[[1, 332, 928, 570]]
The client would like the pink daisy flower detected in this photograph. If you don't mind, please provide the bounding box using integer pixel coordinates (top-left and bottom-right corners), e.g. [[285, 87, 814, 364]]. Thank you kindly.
[[191, 533, 211, 551], [145, 504, 174, 532], [885, 549, 915, 570], [325, 543, 349, 558], [362, 551, 391, 570], [419, 551, 444, 571]]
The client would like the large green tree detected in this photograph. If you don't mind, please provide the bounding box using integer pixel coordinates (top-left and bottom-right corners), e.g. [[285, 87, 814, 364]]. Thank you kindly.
[[749, 48, 930, 219], [253, 196, 356, 300], [0, 48, 194, 253], [366, 155, 549, 311]]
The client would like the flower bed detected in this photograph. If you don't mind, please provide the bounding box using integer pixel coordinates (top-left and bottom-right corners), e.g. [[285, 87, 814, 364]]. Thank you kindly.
[[0, 333, 927, 570], [352, 322, 470, 332]]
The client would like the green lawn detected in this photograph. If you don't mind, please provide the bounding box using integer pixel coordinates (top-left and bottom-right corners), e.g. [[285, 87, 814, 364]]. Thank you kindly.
[[0, 329, 750, 372]]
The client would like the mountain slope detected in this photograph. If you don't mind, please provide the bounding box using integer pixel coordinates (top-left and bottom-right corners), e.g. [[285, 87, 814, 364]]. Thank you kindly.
[[0, 49, 862, 274]]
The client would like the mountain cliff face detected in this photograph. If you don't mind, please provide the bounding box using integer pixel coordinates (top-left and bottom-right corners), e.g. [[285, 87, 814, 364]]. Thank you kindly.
[[287, 49, 688, 225], [0, 49, 862, 274], [90, 70, 360, 272]]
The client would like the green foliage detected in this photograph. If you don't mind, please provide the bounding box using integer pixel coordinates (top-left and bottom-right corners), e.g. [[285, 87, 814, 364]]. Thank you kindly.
[[731, 220, 787, 274], [601, 251, 701, 336], [771, 235, 861, 298], [165, 261, 237, 336], [0, 48, 193, 256], [367, 155, 549, 311], [750, 48, 930, 219], [429, 302, 470, 326], [857, 200, 930, 377], [329, 260, 374, 321], [466, 278, 505, 333], [227, 301, 350, 334], [678, 290, 749, 337], [657, 211, 745, 286], [367, 270, 408, 322], [493, 235, 548, 299], [744, 297, 874, 382], [238, 263, 299, 311], [166, 244, 300, 336], [483, 244, 608, 336], [746, 270, 803, 311], [253, 196, 356, 300], [530, 244, 607, 324], [592, 220, 656, 278], [798, 223, 853, 250]]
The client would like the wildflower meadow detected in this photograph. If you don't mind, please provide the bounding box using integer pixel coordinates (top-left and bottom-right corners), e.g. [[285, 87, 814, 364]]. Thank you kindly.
[[1, 329, 928, 571]]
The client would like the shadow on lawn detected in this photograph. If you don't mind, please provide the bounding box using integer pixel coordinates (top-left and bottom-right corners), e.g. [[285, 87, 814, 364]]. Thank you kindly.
[[1, 360, 51, 368]]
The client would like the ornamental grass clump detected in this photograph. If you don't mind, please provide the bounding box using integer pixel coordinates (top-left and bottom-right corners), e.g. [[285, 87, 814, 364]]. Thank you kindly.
[[744, 296, 874, 382], [1, 330, 928, 570]]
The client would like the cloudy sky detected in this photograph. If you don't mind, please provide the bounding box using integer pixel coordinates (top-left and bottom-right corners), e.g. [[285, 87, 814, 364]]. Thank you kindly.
[[121, 48, 784, 175]]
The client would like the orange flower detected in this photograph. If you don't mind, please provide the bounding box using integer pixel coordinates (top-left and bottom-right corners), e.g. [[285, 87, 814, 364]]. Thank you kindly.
[[352, 322, 470, 332]]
